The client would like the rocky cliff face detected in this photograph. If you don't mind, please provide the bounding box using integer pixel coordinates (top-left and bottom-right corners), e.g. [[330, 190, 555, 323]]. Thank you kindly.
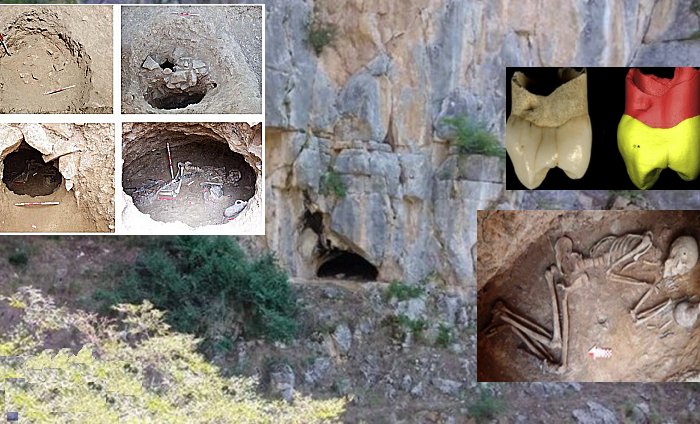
[[261, 0, 698, 289]]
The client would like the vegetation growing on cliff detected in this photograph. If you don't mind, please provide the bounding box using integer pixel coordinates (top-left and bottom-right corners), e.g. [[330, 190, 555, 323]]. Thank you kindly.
[[320, 169, 347, 198], [0, 288, 345, 423], [307, 6, 337, 55], [94, 237, 298, 354], [443, 116, 505, 158]]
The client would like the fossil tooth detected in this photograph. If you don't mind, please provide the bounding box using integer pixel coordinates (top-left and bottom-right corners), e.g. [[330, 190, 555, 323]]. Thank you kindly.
[[506, 68, 592, 189]]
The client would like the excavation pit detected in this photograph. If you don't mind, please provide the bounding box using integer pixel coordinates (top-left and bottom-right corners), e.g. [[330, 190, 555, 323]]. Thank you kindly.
[[145, 83, 208, 110], [121, 6, 262, 114], [0, 11, 94, 113], [140, 53, 216, 110], [0, 123, 115, 232], [122, 123, 262, 230], [2, 143, 62, 197], [477, 210, 700, 382], [317, 250, 379, 281]]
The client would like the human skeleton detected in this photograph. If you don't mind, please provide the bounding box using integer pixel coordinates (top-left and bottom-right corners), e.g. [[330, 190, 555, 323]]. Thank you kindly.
[[483, 231, 699, 373]]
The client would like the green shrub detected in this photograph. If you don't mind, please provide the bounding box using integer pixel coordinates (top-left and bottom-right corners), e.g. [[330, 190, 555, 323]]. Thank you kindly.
[[320, 170, 347, 198], [0, 288, 346, 423], [436, 324, 451, 348], [308, 9, 337, 55], [8, 247, 29, 267], [93, 237, 298, 352], [381, 314, 427, 342], [692, 0, 700, 15], [443, 116, 505, 158], [468, 391, 506, 423], [385, 280, 424, 301]]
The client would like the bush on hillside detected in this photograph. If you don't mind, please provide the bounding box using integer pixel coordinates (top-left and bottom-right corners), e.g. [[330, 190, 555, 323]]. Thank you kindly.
[[0, 287, 345, 423]]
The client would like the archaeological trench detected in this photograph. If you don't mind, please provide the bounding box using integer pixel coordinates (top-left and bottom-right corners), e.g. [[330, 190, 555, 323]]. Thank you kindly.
[[0, 123, 114, 232], [0, 6, 112, 114], [121, 5, 261, 114], [477, 211, 700, 382], [121, 122, 263, 234]]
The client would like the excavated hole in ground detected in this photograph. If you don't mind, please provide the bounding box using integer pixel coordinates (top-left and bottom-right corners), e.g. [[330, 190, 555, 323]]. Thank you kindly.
[[140, 51, 217, 110], [2, 143, 61, 196], [145, 83, 209, 110], [477, 211, 700, 382], [0, 14, 91, 113], [317, 249, 379, 281], [123, 135, 256, 227]]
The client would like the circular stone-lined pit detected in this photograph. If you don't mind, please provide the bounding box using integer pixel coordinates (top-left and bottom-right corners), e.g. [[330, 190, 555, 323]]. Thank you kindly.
[[140, 52, 217, 111], [121, 6, 262, 114], [123, 129, 257, 228], [0, 12, 92, 113], [2, 143, 61, 196]]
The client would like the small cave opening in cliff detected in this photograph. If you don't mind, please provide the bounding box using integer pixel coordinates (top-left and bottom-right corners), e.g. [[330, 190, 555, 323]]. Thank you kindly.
[[303, 210, 324, 235], [122, 129, 257, 228], [317, 249, 378, 281], [2, 142, 62, 197]]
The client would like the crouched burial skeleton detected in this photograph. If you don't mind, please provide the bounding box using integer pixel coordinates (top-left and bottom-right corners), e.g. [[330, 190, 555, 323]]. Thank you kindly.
[[482, 231, 699, 373]]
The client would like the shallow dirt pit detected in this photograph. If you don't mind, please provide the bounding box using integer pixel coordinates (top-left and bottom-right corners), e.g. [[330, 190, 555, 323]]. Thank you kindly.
[[0, 6, 112, 114], [477, 210, 700, 382], [121, 123, 263, 234], [121, 6, 261, 114]]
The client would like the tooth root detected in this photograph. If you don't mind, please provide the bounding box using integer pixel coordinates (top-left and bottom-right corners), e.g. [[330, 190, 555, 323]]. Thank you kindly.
[[506, 115, 550, 189], [556, 114, 592, 180]]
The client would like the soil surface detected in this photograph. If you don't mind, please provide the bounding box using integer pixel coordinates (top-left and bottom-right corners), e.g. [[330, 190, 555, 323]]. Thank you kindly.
[[121, 5, 262, 114], [124, 140, 256, 227], [478, 211, 700, 382], [0, 5, 112, 113], [0, 185, 95, 232]]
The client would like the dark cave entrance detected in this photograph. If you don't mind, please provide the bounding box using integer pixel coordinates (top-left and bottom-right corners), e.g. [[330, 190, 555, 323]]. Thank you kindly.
[[303, 210, 323, 234], [317, 249, 379, 281], [123, 135, 257, 227], [2, 143, 62, 196]]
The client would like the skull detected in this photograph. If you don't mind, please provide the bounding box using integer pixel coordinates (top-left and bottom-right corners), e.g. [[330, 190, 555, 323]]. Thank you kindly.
[[673, 300, 699, 329], [663, 236, 699, 278]]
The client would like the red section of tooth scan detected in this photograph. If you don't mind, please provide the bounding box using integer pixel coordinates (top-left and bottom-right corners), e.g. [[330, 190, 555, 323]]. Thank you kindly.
[[625, 67, 700, 128]]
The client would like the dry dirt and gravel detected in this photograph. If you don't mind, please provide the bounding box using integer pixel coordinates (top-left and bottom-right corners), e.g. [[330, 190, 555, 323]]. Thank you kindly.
[[0, 236, 698, 423], [0, 5, 112, 114]]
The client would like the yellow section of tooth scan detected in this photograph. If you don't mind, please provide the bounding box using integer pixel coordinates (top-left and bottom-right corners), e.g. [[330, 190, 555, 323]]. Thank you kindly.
[[617, 114, 700, 190]]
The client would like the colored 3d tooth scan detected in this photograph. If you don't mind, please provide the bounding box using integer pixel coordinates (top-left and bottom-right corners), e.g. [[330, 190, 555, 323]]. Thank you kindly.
[[618, 67, 700, 189]]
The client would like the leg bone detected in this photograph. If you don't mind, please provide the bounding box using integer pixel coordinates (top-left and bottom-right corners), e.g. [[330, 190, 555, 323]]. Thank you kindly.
[[635, 298, 673, 324]]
